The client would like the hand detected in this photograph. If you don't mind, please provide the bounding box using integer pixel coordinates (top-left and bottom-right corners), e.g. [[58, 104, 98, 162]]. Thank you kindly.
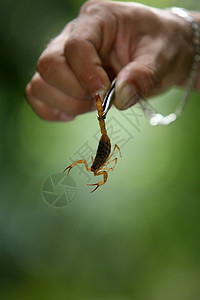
[[25, 0, 194, 121]]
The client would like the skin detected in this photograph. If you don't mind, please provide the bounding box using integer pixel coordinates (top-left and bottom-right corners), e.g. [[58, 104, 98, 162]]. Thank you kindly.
[[25, 0, 200, 122]]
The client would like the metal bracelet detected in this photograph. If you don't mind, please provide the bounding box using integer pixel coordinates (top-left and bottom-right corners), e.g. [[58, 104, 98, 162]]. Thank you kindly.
[[140, 7, 200, 126]]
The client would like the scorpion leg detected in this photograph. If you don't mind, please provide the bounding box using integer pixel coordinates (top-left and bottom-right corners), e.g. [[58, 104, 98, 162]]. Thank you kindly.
[[63, 160, 91, 178], [100, 166, 115, 172], [107, 144, 122, 161], [87, 171, 108, 193], [103, 158, 118, 171]]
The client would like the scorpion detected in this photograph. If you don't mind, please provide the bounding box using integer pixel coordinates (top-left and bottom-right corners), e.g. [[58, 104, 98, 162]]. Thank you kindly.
[[63, 93, 122, 193]]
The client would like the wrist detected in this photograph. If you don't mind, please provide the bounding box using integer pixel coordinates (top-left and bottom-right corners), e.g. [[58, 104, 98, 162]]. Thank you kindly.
[[169, 8, 200, 90], [187, 11, 200, 89], [144, 7, 200, 126]]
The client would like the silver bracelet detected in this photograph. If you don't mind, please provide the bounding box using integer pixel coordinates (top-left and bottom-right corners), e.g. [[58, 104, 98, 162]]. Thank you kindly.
[[140, 7, 200, 126]]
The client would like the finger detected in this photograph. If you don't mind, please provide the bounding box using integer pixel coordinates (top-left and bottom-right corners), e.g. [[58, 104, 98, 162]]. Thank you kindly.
[[26, 93, 74, 122], [64, 17, 113, 96], [37, 50, 89, 100], [114, 32, 184, 110], [114, 59, 157, 110], [26, 80, 75, 122], [27, 73, 96, 116]]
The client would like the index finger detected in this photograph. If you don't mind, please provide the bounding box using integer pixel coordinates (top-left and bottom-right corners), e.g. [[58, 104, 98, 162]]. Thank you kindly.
[[64, 16, 111, 96]]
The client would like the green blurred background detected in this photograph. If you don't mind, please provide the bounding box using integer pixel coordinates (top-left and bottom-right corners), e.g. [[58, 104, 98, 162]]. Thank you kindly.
[[0, 0, 200, 299]]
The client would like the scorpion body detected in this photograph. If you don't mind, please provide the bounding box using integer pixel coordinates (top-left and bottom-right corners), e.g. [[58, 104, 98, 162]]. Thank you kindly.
[[91, 135, 111, 172]]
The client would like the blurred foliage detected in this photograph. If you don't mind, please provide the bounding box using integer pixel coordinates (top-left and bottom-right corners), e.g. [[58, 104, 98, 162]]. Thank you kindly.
[[0, 0, 200, 300]]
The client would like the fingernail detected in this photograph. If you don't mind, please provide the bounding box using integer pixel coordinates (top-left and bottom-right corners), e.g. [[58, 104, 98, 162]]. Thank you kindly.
[[59, 112, 74, 121], [121, 93, 141, 110], [115, 80, 139, 110]]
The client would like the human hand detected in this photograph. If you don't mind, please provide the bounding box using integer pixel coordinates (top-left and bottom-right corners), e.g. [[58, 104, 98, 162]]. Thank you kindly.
[[26, 0, 195, 121]]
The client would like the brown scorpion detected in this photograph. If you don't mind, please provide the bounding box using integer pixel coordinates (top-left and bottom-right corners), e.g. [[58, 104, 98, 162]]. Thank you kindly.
[[63, 93, 122, 193]]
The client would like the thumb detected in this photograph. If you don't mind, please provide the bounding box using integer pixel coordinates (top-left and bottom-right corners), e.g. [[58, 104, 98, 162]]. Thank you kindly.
[[114, 60, 157, 110]]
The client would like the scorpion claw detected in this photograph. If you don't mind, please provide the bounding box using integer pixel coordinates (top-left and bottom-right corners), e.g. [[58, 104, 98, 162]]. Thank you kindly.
[[87, 183, 100, 193]]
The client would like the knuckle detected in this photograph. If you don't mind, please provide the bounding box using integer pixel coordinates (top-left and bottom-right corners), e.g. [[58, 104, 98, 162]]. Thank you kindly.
[[28, 77, 42, 99], [37, 54, 56, 79], [79, 0, 114, 32], [79, 0, 102, 15], [64, 37, 81, 56]]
